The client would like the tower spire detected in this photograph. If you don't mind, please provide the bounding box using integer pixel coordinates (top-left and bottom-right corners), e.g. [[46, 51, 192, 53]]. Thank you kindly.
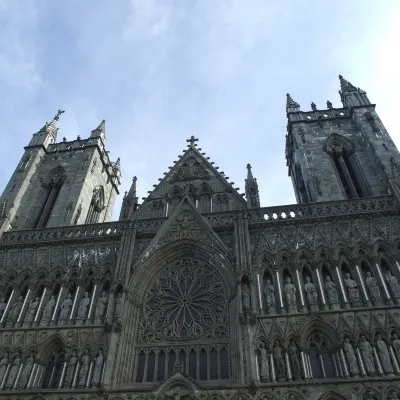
[[119, 176, 138, 220], [338, 74, 370, 107], [245, 163, 260, 208], [91, 119, 106, 141], [339, 74, 357, 93], [286, 93, 301, 113]]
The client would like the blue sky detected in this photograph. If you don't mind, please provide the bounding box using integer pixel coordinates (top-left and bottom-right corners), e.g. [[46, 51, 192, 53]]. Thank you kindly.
[[1, 0, 400, 220]]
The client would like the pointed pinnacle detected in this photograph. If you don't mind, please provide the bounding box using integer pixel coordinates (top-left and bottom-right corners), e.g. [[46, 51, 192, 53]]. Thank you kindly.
[[127, 176, 137, 197], [338, 74, 356, 92], [246, 163, 254, 181], [286, 93, 300, 110], [92, 119, 106, 134], [114, 157, 121, 170]]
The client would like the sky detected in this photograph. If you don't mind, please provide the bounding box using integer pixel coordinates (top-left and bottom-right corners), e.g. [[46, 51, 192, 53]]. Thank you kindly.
[[0, 0, 400, 220]]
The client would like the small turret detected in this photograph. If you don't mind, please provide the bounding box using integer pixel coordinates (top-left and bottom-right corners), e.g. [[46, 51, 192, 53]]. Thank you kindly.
[[119, 176, 138, 220], [338, 74, 371, 108], [245, 164, 260, 208], [286, 93, 301, 114], [91, 119, 106, 143], [27, 109, 64, 148]]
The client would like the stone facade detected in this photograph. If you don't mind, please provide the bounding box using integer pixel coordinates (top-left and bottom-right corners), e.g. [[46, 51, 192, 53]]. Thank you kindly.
[[0, 78, 399, 400]]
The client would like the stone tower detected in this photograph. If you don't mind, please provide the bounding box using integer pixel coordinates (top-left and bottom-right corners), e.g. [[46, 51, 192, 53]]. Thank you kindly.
[[0, 77, 400, 400], [285, 75, 400, 204], [0, 113, 120, 232]]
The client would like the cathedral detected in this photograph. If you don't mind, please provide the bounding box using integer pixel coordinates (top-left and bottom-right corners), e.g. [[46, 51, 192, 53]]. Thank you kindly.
[[0, 75, 399, 400]]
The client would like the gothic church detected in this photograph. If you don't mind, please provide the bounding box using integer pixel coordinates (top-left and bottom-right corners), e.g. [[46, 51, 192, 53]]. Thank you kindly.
[[0, 76, 399, 400]]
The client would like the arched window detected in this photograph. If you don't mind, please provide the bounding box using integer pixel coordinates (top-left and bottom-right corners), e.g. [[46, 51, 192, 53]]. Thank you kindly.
[[168, 186, 183, 215], [325, 134, 369, 199], [31, 166, 66, 229], [307, 332, 336, 379], [198, 183, 212, 213], [85, 186, 105, 224], [42, 347, 66, 388]]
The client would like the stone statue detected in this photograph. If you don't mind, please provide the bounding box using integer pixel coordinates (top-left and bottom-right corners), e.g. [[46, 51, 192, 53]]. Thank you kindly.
[[376, 334, 394, 374], [389, 391, 400, 400], [23, 297, 39, 326], [325, 276, 340, 309], [58, 293, 73, 325], [359, 335, 376, 376], [6, 353, 21, 388], [343, 338, 359, 376], [284, 277, 297, 313], [64, 350, 78, 388], [392, 333, 400, 363], [311, 102, 317, 111], [304, 275, 319, 312], [94, 291, 108, 324], [114, 292, 124, 326], [242, 283, 251, 311], [0, 298, 6, 319], [0, 352, 9, 385], [365, 271, 383, 306], [91, 349, 104, 387], [77, 349, 90, 387], [327, 100, 333, 109], [264, 279, 276, 314], [288, 340, 302, 379], [6, 296, 23, 327], [76, 292, 91, 325], [343, 273, 362, 308], [17, 352, 34, 389], [364, 391, 380, 400], [40, 295, 55, 326], [259, 343, 270, 382], [385, 271, 400, 304], [273, 341, 286, 381]]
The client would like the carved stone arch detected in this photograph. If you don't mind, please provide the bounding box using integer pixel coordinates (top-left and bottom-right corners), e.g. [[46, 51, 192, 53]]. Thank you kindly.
[[155, 371, 200, 396], [31, 395, 47, 400], [23, 344, 38, 360], [374, 240, 393, 258], [356, 328, 373, 344], [257, 335, 271, 350], [314, 246, 333, 263], [353, 242, 373, 260], [324, 133, 355, 155], [37, 333, 67, 362], [271, 335, 285, 351], [295, 248, 313, 265], [337, 246, 353, 262], [129, 239, 235, 301], [255, 391, 279, 400], [43, 166, 67, 188], [360, 386, 381, 400], [384, 385, 400, 400], [49, 266, 64, 282], [372, 328, 389, 342], [282, 389, 305, 400], [316, 391, 349, 400], [300, 321, 339, 349]]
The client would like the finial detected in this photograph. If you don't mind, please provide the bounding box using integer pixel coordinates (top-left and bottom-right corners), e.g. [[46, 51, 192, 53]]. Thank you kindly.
[[186, 136, 199, 147], [286, 93, 300, 111], [53, 109, 65, 121], [326, 100, 333, 110], [133, 176, 137, 182], [247, 163, 252, 169], [311, 102, 317, 111]]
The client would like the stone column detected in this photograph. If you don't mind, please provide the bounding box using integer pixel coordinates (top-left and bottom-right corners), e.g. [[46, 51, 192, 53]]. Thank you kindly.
[[307, 354, 313, 378], [85, 360, 94, 388], [33, 288, 47, 327], [69, 286, 81, 324], [340, 348, 349, 378], [16, 288, 31, 326], [356, 347, 366, 377], [72, 361, 80, 388], [270, 353, 276, 382], [296, 269, 307, 312], [26, 363, 37, 389], [319, 353, 326, 378], [373, 347, 384, 376], [86, 284, 98, 324], [315, 268, 329, 310], [50, 287, 64, 326], [104, 290, 114, 325], [355, 264, 371, 307], [389, 345, 400, 375], [275, 270, 285, 313], [0, 289, 14, 324], [332, 352, 341, 377], [335, 265, 349, 308], [301, 351, 309, 379], [0, 364, 10, 389], [12, 362, 24, 389], [237, 283, 243, 315], [257, 274, 263, 310], [58, 361, 68, 388], [285, 352, 292, 381], [375, 262, 392, 305]]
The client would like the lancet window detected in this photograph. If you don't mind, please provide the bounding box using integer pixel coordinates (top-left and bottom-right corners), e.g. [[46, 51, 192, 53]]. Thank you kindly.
[[85, 185, 105, 224], [42, 347, 66, 389], [325, 134, 369, 199], [307, 332, 336, 379], [30, 166, 66, 229]]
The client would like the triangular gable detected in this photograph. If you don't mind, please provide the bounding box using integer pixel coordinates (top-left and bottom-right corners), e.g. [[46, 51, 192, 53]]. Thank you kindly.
[[137, 143, 246, 218], [135, 197, 229, 266], [153, 370, 202, 395]]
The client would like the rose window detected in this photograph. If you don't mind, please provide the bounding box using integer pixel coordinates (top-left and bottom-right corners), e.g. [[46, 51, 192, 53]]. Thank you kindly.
[[144, 259, 227, 340]]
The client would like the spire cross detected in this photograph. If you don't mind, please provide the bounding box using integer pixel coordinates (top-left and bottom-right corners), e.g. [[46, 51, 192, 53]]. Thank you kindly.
[[53, 109, 65, 121], [186, 136, 199, 147]]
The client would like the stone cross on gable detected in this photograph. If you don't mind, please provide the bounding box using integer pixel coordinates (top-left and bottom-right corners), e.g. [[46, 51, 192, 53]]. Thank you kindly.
[[186, 136, 199, 147]]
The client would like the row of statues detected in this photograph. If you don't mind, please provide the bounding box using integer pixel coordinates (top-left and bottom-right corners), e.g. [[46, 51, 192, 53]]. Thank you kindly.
[[242, 269, 400, 314], [258, 332, 400, 382], [0, 289, 123, 328], [0, 349, 104, 390]]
